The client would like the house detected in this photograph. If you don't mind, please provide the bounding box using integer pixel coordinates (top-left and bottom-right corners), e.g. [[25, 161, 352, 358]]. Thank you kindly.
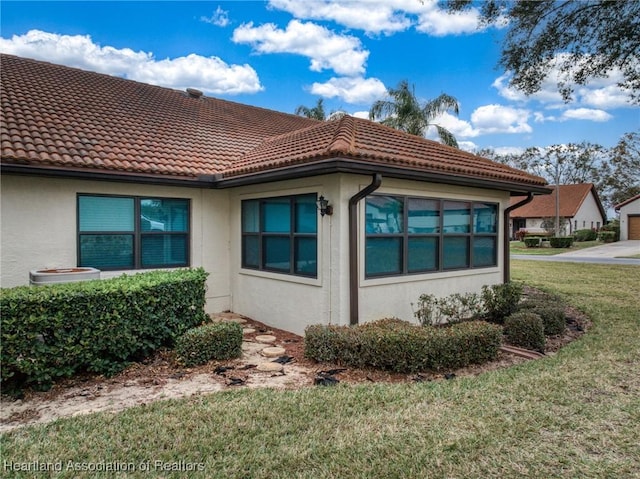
[[1, 54, 550, 334], [509, 183, 606, 239], [615, 194, 640, 240]]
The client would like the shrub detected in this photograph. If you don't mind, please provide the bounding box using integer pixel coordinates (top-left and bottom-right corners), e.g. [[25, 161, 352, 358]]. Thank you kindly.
[[598, 231, 617, 243], [175, 321, 243, 367], [549, 237, 574, 248], [0, 268, 208, 393], [504, 311, 546, 352], [574, 229, 597, 242], [481, 282, 524, 324], [305, 319, 502, 373], [599, 222, 620, 242], [412, 292, 482, 326], [523, 237, 542, 247], [518, 299, 566, 336]]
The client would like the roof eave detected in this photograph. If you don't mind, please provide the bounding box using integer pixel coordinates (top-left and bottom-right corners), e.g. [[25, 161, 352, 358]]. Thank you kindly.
[[218, 158, 552, 195], [0, 163, 217, 188]]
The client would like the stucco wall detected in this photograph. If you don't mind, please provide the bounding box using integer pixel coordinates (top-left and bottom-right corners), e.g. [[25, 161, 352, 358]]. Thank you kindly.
[[228, 174, 509, 334], [0, 174, 231, 313], [618, 197, 640, 241], [572, 192, 604, 232], [354, 177, 507, 326]]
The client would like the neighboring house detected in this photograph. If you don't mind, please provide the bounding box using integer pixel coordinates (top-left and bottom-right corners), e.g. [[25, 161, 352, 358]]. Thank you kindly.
[[615, 194, 640, 240], [1, 55, 550, 334], [509, 183, 606, 238]]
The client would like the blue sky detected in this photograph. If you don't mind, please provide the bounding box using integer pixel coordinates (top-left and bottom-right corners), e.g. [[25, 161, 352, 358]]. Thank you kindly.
[[1, 0, 638, 153]]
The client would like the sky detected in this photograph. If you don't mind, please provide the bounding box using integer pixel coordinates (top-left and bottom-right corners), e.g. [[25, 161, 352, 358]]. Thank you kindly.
[[1, 0, 638, 154]]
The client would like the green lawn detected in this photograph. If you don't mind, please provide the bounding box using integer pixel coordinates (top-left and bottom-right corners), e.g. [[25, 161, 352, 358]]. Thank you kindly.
[[2, 261, 639, 479], [510, 239, 601, 255]]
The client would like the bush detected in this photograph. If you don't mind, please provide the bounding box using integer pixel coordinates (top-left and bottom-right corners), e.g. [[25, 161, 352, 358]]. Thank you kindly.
[[523, 237, 542, 247], [0, 268, 209, 393], [549, 237, 574, 248], [504, 311, 546, 352], [305, 319, 502, 373], [574, 229, 597, 242], [518, 299, 566, 336], [481, 282, 524, 324], [412, 292, 482, 326], [175, 321, 243, 367], [599, 222, 620, 242], [598, 231, 617, 243]]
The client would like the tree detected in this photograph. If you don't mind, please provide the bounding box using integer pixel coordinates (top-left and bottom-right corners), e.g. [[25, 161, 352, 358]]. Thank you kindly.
[[369, 80, 460, 148], [295, 98, 346, 121], [601, 132, 640, 206], [446, 0, 640, 104]]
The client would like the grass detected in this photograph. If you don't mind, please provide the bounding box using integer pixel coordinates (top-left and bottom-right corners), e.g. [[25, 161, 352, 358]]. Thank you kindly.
[[510, 239, 601, 255], [2, 261, 640, 478]]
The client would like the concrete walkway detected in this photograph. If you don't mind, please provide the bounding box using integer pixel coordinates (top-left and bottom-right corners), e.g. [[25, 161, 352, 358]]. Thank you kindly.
[[512, 240, 640, 265]]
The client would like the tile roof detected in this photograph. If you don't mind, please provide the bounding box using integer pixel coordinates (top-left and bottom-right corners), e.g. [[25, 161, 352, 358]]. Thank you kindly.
[[509, 183, 605, 218], [2, 54, 548, 191], [1, 54, 317, 179]]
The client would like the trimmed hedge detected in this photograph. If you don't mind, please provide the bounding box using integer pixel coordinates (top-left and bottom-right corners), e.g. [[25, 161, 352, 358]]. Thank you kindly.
[[518, 299, 566, 336], [523, 237, 542, 248], [504, 311, 546, 352], [305, 319, 502, 373], [574, 229, 597, 242], [549, 237, 574, 248], [175, 321, 243, 367], [598, 231, 617, 243], [0, 268, 209, 392]]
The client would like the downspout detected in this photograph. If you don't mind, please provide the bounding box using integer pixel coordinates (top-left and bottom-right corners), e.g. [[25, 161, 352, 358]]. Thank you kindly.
[[349, 173, 382, 325], [503, 193, 534, 283]]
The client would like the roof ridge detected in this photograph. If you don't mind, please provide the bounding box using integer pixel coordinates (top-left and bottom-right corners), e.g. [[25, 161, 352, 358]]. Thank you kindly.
[[326, 115, 357, 155]]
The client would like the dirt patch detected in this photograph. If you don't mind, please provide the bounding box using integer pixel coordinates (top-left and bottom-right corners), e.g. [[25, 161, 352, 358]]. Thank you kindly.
[[1, 304, 590, 433]]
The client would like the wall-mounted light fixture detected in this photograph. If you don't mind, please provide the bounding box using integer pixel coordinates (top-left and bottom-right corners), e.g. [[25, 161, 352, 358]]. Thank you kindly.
[[316, 195, 333, 216]]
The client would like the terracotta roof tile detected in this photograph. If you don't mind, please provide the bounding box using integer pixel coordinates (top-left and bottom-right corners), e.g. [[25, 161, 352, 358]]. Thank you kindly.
[[510, 183, 605, 218], [225, 115, 546, 186], [1, 54, 318, 178], [2, 54, 547, 190]]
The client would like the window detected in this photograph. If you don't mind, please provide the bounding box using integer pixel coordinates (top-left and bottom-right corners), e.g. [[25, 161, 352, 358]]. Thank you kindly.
[[241, 194, 317, 277], [365, 195, 498, 277], [78, 195, 190, 270]]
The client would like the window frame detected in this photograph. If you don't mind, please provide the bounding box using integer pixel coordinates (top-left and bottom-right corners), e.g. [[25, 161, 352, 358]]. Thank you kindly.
[[364, 194, 498, 279], [241, 193, 318, 278], [77, 193, 191, 270]]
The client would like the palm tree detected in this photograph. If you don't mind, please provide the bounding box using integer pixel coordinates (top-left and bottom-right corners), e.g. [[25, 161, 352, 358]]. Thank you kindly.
[[295, 98, 346, 121], [369, 80, 460, 148]]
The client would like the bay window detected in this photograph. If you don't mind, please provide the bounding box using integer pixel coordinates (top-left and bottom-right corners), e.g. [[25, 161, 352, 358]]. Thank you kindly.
[[365, 195, 498, 278]]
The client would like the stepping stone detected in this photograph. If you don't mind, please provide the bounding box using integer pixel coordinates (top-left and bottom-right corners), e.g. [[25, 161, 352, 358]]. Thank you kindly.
[[242, 328, 256, 335], [256, 362, 284, 373], [255, 334, 277, 344], [261, 346, 286, 358]]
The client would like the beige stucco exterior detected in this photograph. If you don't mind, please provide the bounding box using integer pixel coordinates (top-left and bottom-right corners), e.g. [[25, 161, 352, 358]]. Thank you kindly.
[[0, 174, 232, 313], [2, 172, 509, 335], [617, 196, 640, 241]]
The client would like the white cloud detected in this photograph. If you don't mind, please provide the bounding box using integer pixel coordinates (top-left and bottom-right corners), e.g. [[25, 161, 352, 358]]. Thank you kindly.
[[268, 0, 501, 37], [560, 108, 613, 122], [470, 104, 532, 134], [458, 140, 479, 153], [415, 4, 485, 36], [351, 110, 371, 119], [0, 30, 263, 95], [432, 111, 479, 138], [201, 6, 230, 27], [232, 20, 368, 76], [268, 0, 413, 36], [310, 76, 387, 104]]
